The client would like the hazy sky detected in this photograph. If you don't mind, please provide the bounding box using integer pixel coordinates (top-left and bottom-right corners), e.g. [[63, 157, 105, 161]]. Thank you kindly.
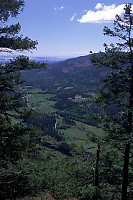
[[7, 0, 131, 58]]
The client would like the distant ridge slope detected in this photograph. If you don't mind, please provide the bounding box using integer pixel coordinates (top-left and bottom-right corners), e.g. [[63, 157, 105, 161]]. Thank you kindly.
[[49, 54, 92, 73], [22, 53, 105, 95]]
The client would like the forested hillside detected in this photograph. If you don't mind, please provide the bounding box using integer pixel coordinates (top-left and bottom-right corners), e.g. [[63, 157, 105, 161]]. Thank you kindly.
[[0, 1, 133, 200], [21, 54, 105, 124]]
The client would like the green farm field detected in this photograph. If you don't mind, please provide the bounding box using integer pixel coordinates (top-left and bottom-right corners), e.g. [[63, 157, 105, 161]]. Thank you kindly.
[[59, 120, 104, 153], [23, 87, 104, 153], [23, 88, 57, 113]]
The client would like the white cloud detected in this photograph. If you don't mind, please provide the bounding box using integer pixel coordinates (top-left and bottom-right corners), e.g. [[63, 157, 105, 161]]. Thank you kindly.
[[70, 13, 76, 21], [54, 6, 64, 11], [78, 4, 125, 23], [95, 3, 103, 10], [59, 6, 64, 10]]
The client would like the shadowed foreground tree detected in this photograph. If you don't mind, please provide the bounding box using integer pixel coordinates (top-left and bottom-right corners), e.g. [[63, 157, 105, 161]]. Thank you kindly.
[[0, 0, 46, 199], [91, 3, 133, 200]]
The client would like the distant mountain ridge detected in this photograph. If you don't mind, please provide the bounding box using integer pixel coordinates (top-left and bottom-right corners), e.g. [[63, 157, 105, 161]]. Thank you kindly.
[[0, 54, 92, 66], [21, 53, 105, 98], [49, 54, 93, 73], [0, 55, 66, 64]]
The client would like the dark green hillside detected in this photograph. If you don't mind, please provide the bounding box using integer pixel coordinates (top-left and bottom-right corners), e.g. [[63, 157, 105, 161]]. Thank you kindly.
[[21, 54, 106, 153], [22, 54, 105, 94], [21, 54, 106, 111]]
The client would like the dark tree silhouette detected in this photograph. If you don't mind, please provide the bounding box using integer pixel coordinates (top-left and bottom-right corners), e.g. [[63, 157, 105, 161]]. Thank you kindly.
[[91, 4, 133, 200]]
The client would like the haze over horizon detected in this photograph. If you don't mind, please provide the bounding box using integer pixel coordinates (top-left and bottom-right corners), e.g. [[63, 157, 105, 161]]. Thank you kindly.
[[3, 0, 130, 58]]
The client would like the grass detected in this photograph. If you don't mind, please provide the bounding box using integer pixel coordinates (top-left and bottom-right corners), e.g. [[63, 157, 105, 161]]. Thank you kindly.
[[59, 126, 97, 153], [75, 121, 105, 137], [24, 89, 57, 113], [60, 127, 88, 140], [58, 120, 105, 153], [38, 101, 56, 113]]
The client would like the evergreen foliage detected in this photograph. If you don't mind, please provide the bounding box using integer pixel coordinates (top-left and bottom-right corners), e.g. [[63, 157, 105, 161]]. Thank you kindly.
[[1, 1, 133, 200], [0, 0, 46, 199], [91, 3, 133, 200]]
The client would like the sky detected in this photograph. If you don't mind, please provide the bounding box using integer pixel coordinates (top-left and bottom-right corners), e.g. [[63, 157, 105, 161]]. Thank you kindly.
[[5, 0, 132, 58]]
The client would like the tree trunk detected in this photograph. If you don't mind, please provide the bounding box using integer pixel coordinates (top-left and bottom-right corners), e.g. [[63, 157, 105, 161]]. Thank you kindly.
[[95, 143, 100, 200], [122, 142, 130, 200]]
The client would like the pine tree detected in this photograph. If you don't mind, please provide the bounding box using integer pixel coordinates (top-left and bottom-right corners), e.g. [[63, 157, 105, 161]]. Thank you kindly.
[[0, 1, 46, 199], [91, 3, 133, 200]]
